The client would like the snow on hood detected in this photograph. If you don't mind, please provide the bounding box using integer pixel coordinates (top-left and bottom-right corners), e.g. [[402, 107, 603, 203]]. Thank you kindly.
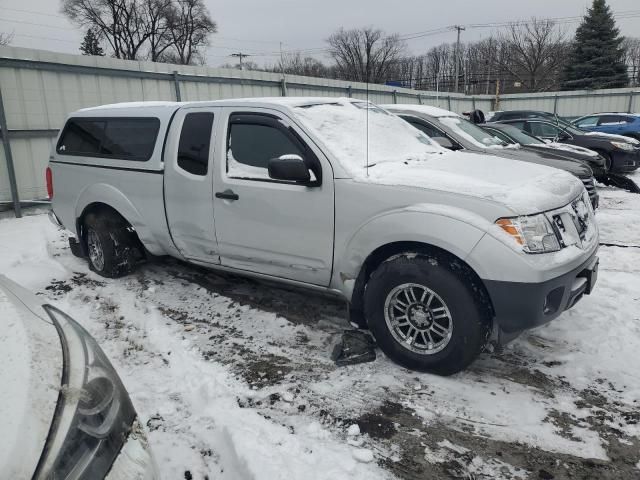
[[0, 277, 62, 480], [293, 100, 583, 214], [538, 142, 601, 157], [364, 151, 584, 214], [584, 131, 640, 145]]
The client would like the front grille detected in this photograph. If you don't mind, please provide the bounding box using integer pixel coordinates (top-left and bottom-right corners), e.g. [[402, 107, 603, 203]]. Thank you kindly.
[[547, 194, 597, 250]]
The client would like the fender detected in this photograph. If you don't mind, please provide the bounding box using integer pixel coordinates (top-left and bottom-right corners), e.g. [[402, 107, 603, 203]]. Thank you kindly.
[[74, 183, 166, 256], [333, 204, 492, 298]]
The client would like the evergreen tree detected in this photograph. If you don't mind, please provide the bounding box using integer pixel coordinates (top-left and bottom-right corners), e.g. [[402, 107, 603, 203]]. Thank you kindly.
[[563, 0, 628, 90], [79, 29, 104, 56]]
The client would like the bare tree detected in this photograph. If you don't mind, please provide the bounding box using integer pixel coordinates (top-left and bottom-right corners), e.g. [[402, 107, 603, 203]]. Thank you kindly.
[[143, 0, 173, 61], [498, 19, 567, 91], [166, 0, 216, 65], [0, 32, 13, 46], [623, 37, 640, 87], [61, 0, 216, 63], [271, 53, 331, 78], [62, 0, 147, 59], [327, 27, 406, 83]]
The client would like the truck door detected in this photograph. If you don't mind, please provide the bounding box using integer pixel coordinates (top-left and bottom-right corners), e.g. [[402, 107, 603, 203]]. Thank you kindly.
[[212, 107, 335, 286], [164, 107, 220, 263]]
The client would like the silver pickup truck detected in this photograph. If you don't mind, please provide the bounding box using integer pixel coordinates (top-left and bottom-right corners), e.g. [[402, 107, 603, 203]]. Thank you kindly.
[[48, 98, 599, 375]]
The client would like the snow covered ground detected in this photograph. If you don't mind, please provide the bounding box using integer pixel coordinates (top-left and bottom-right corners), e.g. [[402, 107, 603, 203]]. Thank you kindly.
[[1, 181, 639, 479]]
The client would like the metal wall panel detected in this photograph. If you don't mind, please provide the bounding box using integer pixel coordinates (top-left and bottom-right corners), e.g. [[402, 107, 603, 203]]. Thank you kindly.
[[1, 45, 638, 206]]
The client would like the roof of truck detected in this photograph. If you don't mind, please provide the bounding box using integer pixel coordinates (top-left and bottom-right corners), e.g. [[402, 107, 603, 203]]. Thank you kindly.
[[77, 97, 361, 114]]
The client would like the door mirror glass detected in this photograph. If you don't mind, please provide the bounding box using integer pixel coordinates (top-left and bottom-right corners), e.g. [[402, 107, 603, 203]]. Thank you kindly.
[[432, 136, 455, 149], [268, 155, 311, 183]]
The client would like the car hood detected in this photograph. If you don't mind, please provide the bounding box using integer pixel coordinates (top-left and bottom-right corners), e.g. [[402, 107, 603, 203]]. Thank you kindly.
[[583, 131, 640, 145], [362, 150, 585, 215], [527, 143, 605, 167], [486, 147, 594, 177], [0, 276, 62, 480]]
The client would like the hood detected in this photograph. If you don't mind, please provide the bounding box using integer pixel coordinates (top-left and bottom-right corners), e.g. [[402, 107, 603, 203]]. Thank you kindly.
[[528, 143, 605, 167], [0, 276, 62, 480], [362, 150, 585, 215], [583, 131, 640, 145], [487, 147, 594, 177]]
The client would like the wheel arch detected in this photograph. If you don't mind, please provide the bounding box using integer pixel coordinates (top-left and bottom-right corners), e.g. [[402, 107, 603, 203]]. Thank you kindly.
[[349, 241, 495, 326], [74, 183, 165, 255]]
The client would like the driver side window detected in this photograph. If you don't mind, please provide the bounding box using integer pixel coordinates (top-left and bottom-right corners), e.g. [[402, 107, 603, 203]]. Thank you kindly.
[[227, 113, 305, 180], [529, 122, 560, 138]]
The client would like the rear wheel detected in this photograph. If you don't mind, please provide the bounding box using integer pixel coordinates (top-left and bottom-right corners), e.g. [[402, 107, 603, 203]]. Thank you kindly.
[[364, 254, 490, 375], [84, 212, 141, 278]]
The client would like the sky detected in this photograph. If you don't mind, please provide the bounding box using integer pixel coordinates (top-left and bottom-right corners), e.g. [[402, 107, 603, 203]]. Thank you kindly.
[[1, 0, 639, 67]]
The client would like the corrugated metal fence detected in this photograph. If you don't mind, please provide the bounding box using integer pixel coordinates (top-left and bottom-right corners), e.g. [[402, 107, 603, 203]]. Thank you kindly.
[[1, 46, 639, 214]]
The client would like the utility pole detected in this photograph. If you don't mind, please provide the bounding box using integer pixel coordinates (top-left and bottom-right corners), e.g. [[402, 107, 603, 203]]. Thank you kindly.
[[230, 52, 250, 70], [452, 25, 465, 93], [279, 42, 287, 97]]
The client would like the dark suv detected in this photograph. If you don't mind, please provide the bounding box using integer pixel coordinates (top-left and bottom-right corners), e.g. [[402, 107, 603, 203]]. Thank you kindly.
[[496, 117, 640, 173]]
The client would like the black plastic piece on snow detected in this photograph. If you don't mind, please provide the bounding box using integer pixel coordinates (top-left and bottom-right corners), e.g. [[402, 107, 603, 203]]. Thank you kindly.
[[331, 329, 377, 366]]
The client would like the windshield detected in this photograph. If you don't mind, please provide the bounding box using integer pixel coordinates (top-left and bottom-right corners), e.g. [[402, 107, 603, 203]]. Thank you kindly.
[[492, 125, 544, 145], [552, 117, 585, 135], [437, 116, 505, 149], [292, 101, 442, 175]]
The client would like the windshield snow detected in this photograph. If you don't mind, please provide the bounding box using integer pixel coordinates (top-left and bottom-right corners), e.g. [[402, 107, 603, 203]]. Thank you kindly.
[[292, 101, 442, 176], [437, 116, 505, 149]]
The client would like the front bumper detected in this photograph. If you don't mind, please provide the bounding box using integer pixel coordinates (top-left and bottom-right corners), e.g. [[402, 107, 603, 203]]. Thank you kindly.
[[484, 251, 599, 334], [105, 424, 159, 480], [611, 150, 640, 173]]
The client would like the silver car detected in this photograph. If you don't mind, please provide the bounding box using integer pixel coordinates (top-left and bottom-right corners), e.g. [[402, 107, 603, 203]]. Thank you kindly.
[[0, 275, 158, 479]]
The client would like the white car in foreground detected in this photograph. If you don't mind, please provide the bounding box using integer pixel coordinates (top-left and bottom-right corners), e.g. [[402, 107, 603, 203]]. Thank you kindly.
[[0, 275, 157, 479]]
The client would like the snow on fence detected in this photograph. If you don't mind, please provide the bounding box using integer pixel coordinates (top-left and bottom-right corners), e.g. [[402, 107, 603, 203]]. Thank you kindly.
[[0, 45, 638, 211]]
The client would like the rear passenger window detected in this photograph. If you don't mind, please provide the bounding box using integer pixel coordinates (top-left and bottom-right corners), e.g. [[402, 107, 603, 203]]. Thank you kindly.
[[57, 117, 159, 161], [177, 112, 214, 176], [57, 119, 105, 155], [101, 119, 160, 159]]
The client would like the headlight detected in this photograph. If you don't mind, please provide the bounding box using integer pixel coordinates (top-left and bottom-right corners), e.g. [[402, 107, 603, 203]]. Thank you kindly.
[[611, 141, 634, 151], [496, 214, 561, 253], [34, 305, 136, 480]]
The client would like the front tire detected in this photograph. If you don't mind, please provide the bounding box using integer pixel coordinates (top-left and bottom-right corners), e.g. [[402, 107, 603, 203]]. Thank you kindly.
[[364, 254, 490, 375], [84, 212, 140, 278]]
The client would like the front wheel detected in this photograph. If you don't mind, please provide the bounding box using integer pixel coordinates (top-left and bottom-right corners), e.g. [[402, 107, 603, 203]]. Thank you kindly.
[[364, 255, 490, 375]]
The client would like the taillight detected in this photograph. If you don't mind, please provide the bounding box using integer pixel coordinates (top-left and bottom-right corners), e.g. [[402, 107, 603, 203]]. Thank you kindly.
[[46, 166, 53, 199]]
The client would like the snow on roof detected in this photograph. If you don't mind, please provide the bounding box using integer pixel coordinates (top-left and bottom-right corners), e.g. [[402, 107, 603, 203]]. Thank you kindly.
[[380, 104, 460, 118], [77, 97, 359, 114], [79, 101, 181, 112]]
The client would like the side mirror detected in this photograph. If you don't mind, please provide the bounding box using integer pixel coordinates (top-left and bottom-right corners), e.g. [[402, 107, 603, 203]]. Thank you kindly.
[[268, 155, 311, 183], [557, 132, 570, 141], [432, 136, 455, 150]]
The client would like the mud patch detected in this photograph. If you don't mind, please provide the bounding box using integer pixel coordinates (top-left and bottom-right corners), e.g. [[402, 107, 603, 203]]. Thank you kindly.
[[240, 353, 293, 388]]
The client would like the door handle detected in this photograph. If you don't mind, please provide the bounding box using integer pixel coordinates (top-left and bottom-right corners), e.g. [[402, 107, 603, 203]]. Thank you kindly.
[[215, 189, 239, 201]]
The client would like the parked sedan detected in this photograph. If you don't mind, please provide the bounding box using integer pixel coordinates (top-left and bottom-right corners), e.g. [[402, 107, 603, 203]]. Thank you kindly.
[[489, 110, 558, 122], [481, 122, 606, 176], [0, 275, 157, 479], [572, 113, 640, 141], [495, 117, 640, 174], [383, 105, 599, 209]]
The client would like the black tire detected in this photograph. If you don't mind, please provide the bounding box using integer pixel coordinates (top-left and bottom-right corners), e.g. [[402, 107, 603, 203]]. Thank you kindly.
[[84, 212, 140, 278], [363, 254, 490, 376]]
